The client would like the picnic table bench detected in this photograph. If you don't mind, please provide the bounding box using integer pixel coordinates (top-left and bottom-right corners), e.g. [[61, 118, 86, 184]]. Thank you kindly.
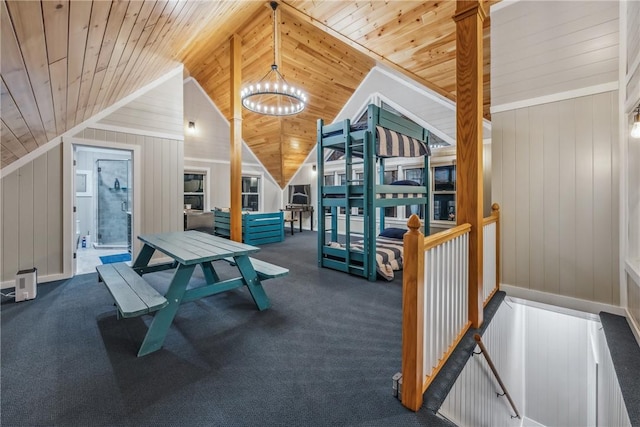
[[97, 262, 167, 318]]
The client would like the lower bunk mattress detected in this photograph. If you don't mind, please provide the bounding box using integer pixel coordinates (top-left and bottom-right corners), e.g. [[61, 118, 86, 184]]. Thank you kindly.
[[327, 236, 403, 281]]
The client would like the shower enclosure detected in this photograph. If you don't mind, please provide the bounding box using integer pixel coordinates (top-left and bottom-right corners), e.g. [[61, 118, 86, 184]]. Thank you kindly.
[[96, 159, 130, 248]]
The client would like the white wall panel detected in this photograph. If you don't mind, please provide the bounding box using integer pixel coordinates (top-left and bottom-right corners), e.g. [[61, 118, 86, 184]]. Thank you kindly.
[[439, 302, 525, 427], [1, 145, 63, 283], [627, 1, 640, 74], [492, 92, 619, 305], [524, 306, 597, 427], [98, 72, 183, 137], [492, 1, 619, 108], [594, 322, 632, 427], [629, 274, 640, 335]]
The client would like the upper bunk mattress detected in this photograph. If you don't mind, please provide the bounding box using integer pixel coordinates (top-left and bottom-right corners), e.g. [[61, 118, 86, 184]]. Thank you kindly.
[[375, 126, 430, 158]]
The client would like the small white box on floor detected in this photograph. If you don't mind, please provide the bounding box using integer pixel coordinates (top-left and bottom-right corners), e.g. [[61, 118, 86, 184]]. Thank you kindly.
[[15, 268, 37, 302]]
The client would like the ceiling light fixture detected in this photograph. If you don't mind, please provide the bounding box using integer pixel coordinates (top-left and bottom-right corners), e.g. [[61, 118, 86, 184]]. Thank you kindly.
[[240, 2, 307, 116], [632, 106, 640, 139]]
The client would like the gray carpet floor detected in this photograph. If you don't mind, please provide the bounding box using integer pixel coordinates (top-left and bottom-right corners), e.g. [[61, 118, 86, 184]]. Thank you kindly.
[[1, 231, 452, 427]]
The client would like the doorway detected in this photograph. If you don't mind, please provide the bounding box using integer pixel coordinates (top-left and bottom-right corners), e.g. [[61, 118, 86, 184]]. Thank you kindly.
[[74, 146, 133, 275]]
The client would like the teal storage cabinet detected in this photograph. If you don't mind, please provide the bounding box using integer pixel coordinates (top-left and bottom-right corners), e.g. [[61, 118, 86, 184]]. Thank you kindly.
[[213, 211, 285, 245]]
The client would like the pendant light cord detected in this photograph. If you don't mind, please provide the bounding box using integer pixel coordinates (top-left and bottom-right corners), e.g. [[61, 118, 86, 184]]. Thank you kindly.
[[271, 2, 278, 68]]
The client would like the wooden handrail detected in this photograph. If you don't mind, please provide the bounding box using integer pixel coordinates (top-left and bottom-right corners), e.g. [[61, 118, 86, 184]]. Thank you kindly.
[[473, 334, 520, 419], [482, 203, 500, 225], [423, 223, 471, 251]]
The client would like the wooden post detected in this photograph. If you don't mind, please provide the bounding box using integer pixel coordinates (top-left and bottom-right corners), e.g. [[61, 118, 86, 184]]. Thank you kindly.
[[401, 214, 425, 411], [453, 1, 485, 328], [493, 203, 500, 291], [230, 34, 242, 242]]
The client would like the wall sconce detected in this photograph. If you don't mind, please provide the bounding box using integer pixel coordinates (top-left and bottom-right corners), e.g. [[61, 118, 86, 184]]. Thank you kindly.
[[187, 121, 196, 134], [312, 164, 317, 173], [632, 106, 640, 139]]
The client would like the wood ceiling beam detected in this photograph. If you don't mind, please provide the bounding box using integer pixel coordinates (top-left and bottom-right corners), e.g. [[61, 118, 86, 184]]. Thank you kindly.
[[279, 1, 456, 104]]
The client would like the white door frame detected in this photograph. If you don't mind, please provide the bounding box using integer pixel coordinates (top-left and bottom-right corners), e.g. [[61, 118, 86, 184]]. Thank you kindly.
[[63, 137, 142, 277]]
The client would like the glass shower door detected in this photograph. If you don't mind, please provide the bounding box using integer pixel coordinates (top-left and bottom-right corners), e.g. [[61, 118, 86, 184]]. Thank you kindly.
[[97, 159, 129, 247]]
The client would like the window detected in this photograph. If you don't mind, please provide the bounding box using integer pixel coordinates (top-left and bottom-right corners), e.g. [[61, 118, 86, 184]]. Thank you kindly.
[[184, 173, 205, 210], [324, 174, 334, 186], [75, 170, 92, 197], [242, 176, 260, 211], [404, 168, 425, 219], [432, 165, 456, 222]]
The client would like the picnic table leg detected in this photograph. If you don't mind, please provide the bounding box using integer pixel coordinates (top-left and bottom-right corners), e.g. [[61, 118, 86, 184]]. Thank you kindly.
[[201, 261, 220, 284], [234, 256, 270, 311], [132, 244, 155, 268], [137, 264, 195, 357]]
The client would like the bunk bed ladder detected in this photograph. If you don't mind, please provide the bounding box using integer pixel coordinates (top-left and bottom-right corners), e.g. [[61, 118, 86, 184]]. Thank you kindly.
[[343, 119, 353, 271], [363, 128, 377, 281]]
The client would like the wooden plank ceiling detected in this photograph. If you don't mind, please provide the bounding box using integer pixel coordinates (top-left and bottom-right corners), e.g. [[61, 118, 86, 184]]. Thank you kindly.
[[1, 0, 493, 187]]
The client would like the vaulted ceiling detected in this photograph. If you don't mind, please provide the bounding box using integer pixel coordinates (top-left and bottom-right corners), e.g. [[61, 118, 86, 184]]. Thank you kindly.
[[1, 0, 494, 187]]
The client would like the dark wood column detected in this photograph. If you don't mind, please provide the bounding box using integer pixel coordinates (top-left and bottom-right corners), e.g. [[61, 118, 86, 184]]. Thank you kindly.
[[453, 0, 485, 328], [230, 34, 242, 242]]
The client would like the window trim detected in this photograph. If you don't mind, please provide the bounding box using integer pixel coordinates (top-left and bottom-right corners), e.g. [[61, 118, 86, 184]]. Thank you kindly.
[[75, 169, 93, 197], [431, 164, 456, 224], [241, 173, 263, 212]]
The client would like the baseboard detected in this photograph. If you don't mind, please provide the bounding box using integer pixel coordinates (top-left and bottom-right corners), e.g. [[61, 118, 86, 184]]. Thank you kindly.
[[625, 308, 640, 347], [501, 284, 626, 317], [1, 272, 71, 290]]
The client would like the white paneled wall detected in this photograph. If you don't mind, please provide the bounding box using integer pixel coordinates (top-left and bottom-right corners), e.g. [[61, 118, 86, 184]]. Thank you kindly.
[[440, 302, 525, 427], [440, 301, 630, 427], [1, 145, 63, 283], [491, 1, 619, 108], [593, 323, 632, 427], [492, 91, 619, 305], [629, 274, 640, 335], [483, 221, 497, 304], [524, 306, 597, 427], [625, 0, 640, 334], [99, 70, 184, 137], [627, 1, 640, 74]]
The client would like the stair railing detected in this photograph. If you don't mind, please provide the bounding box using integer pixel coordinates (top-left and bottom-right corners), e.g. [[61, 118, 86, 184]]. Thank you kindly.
[[473, 333, 521, 419]]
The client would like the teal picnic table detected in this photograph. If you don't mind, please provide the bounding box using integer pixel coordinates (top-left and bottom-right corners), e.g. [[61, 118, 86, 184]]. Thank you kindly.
[[115, 230, 285, 356]]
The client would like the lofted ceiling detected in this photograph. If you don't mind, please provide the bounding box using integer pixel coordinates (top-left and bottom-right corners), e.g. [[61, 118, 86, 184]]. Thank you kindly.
[[1, 0, 494, 187]]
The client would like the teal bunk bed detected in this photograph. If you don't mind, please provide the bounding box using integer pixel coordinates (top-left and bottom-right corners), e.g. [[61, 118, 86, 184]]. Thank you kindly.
[[317, 104, 431, 281]]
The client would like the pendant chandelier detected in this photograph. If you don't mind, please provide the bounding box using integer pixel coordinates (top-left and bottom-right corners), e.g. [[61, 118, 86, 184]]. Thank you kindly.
[[240, 2, 307, 116]]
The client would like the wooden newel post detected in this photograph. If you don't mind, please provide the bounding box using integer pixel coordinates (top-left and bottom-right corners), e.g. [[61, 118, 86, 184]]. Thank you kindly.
[[492, 203, 500, 291], [402, 214, 425, 411]]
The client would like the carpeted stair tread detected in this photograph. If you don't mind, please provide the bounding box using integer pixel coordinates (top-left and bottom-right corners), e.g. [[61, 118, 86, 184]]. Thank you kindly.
[[599, 312, 640, 427]]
